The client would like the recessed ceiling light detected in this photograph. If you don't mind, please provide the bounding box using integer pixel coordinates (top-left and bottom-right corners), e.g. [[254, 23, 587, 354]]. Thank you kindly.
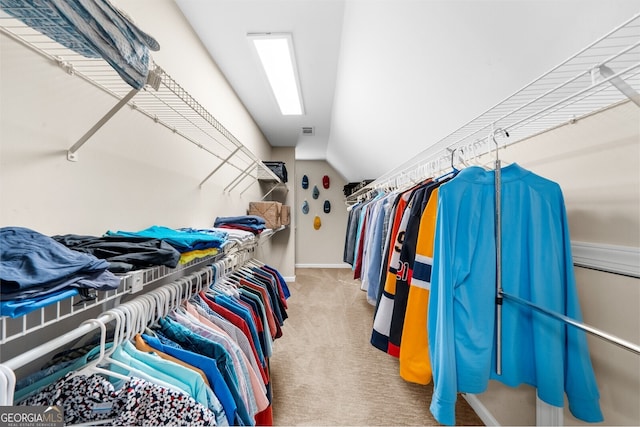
[[249, 33, 304, 116]]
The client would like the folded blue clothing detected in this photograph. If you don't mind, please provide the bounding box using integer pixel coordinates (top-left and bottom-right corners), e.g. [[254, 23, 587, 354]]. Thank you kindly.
[[179, 228, 228, 240], [0, 0, 160, 89], [0, 288, 79, 318], [1, 269, 119, 301], [214, 215, 266, 227], [106, 225, 227, 253], [0, 227, 113, 293]]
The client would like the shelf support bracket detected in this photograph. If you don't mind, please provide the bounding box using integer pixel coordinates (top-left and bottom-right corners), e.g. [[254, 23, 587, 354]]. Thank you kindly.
[[224, 162, 257, 193], [239, 179, 258, 196], [260, 183, 282, 201], [199, 146, 242, 188], [67, 88, 139, 161], [598, 65, 640, 107]]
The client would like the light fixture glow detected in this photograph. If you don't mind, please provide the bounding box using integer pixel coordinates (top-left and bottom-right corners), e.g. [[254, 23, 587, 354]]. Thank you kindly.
[[249, 33, 304, 115]]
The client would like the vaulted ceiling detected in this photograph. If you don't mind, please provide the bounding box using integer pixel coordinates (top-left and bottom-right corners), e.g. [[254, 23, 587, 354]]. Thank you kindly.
[[176, 0, 639, 182]]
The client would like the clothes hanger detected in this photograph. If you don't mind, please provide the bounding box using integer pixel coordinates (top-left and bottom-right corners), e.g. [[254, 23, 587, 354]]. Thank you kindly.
[[66, 318, 131, 382], [97, 306, 181, 392], [480, 128, 510, 169], [0, 363, 16, 404]]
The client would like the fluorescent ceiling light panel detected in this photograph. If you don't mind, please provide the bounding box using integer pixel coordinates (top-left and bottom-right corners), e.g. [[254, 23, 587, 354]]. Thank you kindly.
[[250, 33, 304, 115]]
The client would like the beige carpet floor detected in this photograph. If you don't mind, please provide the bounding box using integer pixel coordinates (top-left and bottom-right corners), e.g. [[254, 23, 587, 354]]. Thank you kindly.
[[270, 268, 484, 426]]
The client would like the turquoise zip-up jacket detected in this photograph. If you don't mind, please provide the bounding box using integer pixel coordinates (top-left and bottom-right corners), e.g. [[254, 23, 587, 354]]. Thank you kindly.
[[428, 163, 602, 425]]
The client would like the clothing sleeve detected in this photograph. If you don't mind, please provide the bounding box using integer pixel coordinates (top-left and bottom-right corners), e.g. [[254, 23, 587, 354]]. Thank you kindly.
[[558, 190, 603, 422], [427, 189, 458, 426]]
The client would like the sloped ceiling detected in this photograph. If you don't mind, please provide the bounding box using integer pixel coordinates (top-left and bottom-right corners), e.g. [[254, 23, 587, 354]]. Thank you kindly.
[[177, 0, 639, 182]]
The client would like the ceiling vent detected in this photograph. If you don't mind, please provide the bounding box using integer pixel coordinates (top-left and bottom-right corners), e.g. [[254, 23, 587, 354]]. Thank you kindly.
[[301, 126, 315, 136]]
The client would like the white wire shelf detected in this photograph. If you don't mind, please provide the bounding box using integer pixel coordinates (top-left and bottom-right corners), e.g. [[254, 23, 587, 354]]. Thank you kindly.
[[0, 253, 223, 345], [0, 10, 282, 192], [348, 13, 640, 201]]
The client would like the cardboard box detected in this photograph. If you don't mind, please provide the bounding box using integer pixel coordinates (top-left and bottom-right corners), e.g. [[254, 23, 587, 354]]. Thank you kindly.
[[280, 205, 291, 226], [249, 201, 282, 229]]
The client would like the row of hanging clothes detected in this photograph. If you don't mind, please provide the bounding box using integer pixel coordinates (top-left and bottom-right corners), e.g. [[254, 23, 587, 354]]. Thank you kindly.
[[344, 145, 604, 425], [2, 254, 290, 427]]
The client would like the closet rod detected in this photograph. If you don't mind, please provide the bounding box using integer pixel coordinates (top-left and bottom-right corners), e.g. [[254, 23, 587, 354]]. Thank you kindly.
[[501, 292, 640, 355], [2, 312, 116, 372]]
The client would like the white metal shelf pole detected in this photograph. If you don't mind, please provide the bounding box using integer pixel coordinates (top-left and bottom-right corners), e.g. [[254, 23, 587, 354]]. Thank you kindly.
[[494, 128, 503, 376], [239, 178, 258, 196], [227, 164, 259, 193], [199, 146, 242, 188], [66, 88, 139, 161], [224, 162, 257, 193]]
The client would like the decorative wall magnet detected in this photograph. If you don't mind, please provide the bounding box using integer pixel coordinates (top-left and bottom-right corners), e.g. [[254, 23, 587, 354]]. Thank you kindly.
[[302, 200, 309, 214], [302, 175, 309, 189], [313, 215, 322, 230], [322, 175, 330, 189], [312, 185, 319, 199], [324, 200, 331, 213]]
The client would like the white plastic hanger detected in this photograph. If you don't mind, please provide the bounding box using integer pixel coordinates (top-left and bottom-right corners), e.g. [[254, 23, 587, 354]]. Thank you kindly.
[[0, 363, 16, 404], [66, 318, 130, 382]]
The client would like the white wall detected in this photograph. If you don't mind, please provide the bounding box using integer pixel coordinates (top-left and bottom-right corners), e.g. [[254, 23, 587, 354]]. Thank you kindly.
[[255, 147, 297, 281], [470, 101, 640, 426], [294, 160, 350, 267]]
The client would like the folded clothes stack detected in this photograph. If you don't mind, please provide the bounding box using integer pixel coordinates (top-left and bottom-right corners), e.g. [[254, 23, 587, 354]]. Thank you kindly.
[[213, 215, 267, 235], [106, 226, 228, 264], [0, 227, 120, 318], [52, 234, 181, 273]]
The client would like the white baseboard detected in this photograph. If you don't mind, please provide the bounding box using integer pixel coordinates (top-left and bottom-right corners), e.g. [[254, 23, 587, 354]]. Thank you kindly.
[[462, 394, 500, 426], [282, 276, 296, 283], [295, 263, 352, 269], [572, 241, 640, 277]]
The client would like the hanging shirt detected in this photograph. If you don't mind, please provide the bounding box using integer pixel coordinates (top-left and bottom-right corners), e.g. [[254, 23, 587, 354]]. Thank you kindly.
[[399, 186, 440, 385], [370, 188, 413, 352], [133, 335, 210, 386], [157, 317, 255, 424], [251, 268, 288, 319], [193, 296, 264, 376], [428, 164, 603, 425], [362, 195, 392, 304], [344, 203, 364, 265], [111, 340, 227, 424], [260, 265, 291, 301], [142, 333, 242, 427], [388, 183, 433, 357], [240, 281, 278, 340], [173, 311, 267, 419], [18, 372, 217, 426], [371, 194, 401, 310], [188, 300, 266, 385]]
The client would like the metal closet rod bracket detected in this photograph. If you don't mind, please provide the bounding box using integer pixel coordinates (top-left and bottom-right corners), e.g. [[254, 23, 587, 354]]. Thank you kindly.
[[593, 64, 640, 107], [66, 67, 163, 162]]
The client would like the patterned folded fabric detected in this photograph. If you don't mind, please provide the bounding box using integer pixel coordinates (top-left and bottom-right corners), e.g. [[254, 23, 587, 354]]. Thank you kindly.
[[0, 0, 160, 89]]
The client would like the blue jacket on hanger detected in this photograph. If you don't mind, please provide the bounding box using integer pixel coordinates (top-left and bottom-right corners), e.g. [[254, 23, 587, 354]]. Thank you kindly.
[[428, 164, 602, 425]]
